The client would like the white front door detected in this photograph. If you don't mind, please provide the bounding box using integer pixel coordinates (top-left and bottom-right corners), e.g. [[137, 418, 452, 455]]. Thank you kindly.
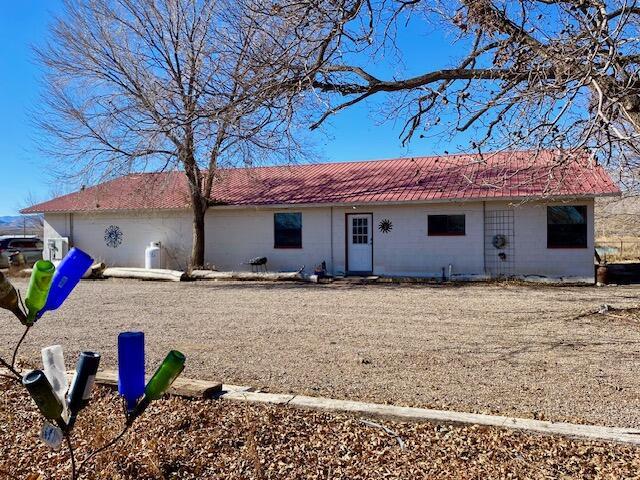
[[347, 214, 373, 273]]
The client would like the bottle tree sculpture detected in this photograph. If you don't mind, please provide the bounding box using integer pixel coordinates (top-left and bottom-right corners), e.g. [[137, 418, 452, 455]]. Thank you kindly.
[[0, 248, 186, 479]]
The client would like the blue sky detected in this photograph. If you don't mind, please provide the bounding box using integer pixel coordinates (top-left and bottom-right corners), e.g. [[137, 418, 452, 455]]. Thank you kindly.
[[0, 2, 464, 216]]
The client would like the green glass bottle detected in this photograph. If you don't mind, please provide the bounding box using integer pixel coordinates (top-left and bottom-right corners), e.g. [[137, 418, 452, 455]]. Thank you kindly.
[[0, 271, 26, 323], [22, 370, 66, 431], [25, 260, 55, 324], [145, 350, 185, 401], [129, 350, 185, 423]]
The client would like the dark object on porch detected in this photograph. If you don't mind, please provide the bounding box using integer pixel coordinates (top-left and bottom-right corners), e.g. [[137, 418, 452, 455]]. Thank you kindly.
[[314, 261, 328, 278], [596, 265, 609, 285], [247, 256, 268, 272], [599, 262, 640, 284]]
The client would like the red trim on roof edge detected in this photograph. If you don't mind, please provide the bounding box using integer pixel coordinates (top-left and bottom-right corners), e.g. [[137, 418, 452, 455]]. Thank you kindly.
[[21, 151, 620, 214]]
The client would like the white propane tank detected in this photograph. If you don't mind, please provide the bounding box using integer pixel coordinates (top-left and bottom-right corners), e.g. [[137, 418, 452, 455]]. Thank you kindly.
[[145, 241, 162, 269]]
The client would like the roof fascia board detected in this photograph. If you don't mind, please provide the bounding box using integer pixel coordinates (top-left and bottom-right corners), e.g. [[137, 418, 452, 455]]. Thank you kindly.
[[35, 207, 191, 215], [31, 191, 618, 215], [207, 193, 609, 211]]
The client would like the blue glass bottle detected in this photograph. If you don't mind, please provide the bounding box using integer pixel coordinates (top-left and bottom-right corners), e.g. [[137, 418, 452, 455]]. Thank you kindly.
[[38, 248, 93, 319], [118, 332, 145, 411]]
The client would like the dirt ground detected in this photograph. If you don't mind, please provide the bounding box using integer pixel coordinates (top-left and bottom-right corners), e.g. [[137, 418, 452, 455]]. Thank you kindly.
[[1, 382, 640, 480], [2, 278, 640, 428]]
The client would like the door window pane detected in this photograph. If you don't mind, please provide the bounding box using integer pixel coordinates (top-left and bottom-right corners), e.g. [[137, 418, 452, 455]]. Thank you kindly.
[[351, 217, 369, 244]]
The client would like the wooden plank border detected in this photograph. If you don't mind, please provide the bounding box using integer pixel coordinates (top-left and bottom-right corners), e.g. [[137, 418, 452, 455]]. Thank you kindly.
[[7, 368, 640, 446], [94, 370, 222, 399], [218, 390, 640, 445]]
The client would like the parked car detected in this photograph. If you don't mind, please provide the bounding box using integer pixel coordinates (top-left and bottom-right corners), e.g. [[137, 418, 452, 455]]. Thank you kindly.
[[0, 237, 43, 268]]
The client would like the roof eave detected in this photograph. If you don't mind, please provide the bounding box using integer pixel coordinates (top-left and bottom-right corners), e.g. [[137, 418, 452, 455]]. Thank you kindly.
[[26, 190, 620, 215], [206, 192, 619, 210], [26, 206, 192, 215]]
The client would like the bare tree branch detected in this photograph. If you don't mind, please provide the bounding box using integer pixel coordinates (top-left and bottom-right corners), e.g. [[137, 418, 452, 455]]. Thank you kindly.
[[37, 0, 314, 267]]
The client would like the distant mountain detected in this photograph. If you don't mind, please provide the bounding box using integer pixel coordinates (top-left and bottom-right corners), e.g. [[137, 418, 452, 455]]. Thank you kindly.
[[0, 215, 43, 235]]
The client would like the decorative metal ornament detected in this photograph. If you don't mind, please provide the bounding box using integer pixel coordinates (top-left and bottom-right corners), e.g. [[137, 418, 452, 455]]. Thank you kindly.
[[378, 218, 393, 233], [492, 234, 507, 249], [104, 225, 123, 248]]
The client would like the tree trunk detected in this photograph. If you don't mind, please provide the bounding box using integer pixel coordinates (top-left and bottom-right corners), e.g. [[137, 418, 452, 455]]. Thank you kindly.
[[181, 135, 207, 270], [190, 198, 207, 269]]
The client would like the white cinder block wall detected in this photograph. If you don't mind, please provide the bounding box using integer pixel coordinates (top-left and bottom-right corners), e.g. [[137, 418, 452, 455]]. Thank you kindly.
[[205, 200, 593, 279], [329, 203, 485, 277], [489, 200, 595, 279], [204, 207, 333, 272], [42, 197, 596, 281], [205, 204, 483, 275], [44, 211, 192, 270]]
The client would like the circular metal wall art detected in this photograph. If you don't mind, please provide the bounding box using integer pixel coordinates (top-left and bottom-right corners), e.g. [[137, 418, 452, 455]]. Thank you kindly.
[[104, 225, 123, 248], [492, 234, 507, 249], [378, 218, 393, 233]]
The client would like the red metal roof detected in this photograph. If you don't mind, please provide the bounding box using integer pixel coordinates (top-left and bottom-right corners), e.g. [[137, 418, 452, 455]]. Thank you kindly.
[[21, 151, 620, 214]]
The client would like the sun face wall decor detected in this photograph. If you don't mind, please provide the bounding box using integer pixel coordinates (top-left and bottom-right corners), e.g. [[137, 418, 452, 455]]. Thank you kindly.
[[104, 225, 123, 248], [378, 218, 393, 233]]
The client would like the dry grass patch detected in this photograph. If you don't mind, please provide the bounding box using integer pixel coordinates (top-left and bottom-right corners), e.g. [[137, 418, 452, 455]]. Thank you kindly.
[[596, 235, 640, 262], [1, 381, 640, 479]]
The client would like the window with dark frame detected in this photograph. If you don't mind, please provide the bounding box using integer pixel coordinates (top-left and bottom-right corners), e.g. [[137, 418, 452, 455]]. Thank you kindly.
[[547, 206, 587, 248], [428, 215, 466, 236], [274, 212, 302, 248]]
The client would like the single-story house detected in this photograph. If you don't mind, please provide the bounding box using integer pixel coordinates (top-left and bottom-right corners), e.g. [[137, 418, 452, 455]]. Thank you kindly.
[[22, 151, 620, 282]]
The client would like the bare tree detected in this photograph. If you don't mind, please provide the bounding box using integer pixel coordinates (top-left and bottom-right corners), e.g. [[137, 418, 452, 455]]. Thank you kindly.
[[263, 0, 640, 179], [37, 0, 312, 267]]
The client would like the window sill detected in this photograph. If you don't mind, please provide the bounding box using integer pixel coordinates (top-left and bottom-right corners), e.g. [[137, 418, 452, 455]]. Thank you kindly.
[[274, 246, 303, 249], [427, 234, 466, 237]]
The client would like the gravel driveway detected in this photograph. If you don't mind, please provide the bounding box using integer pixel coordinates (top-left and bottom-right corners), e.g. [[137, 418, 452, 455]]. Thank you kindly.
[[2, 278, 640, 427]]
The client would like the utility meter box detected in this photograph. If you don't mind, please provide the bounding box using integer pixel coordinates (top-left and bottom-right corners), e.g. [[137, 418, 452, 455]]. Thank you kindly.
[[46, 238, 69, 261]]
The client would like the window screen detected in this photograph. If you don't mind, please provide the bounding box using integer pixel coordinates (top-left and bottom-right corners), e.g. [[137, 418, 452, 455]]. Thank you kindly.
[[428, 215, 465, 236], [274, 213, 302, 248], [547, 206, 587, 248]]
